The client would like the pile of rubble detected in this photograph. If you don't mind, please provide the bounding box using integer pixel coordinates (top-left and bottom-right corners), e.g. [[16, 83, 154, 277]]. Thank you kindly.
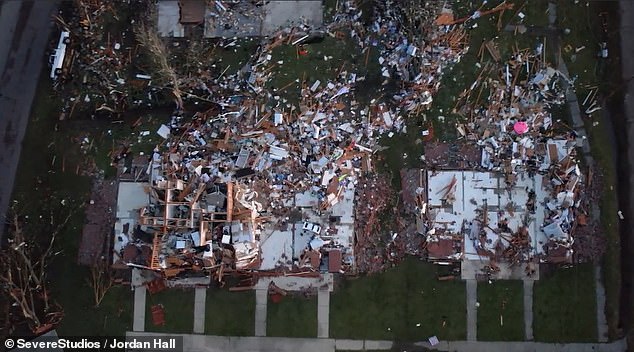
[[353, 174, 392, 273], [333, 1, 470, 116], [572, 167, 606, 262], [56, 0, 149, 114], [78, 177, 117, 266], [176, 0, 475, 215], [58, 0, 507, 281], [204, 0, 266, 37]]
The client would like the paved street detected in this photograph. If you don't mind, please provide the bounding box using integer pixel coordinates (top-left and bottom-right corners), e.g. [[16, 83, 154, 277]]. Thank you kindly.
[[0, 0, 59, 238]]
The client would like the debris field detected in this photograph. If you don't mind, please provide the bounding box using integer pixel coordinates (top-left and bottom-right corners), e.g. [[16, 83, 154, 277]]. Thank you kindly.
[[52, 0, 604, 287]]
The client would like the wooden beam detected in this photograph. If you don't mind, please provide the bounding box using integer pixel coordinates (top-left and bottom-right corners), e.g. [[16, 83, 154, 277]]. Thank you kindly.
[[227, 182, 233, 222], [229, 286, 254, 292], [189, 183, 207, 206]]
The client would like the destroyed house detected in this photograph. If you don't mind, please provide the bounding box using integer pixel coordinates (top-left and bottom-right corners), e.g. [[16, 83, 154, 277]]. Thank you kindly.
[[257, 187, 355, 275], [421, 135, 582, 265], [112, 147, 355, 285], [416, 48, 585, 267], [114, 0, 486, 283], [112, 150, 259, 281]]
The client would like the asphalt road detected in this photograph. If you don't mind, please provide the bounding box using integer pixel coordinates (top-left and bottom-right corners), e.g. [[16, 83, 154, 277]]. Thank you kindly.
[[0, 0, 58, 238]]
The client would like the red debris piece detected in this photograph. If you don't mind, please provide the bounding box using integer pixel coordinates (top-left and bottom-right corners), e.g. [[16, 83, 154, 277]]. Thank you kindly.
[[151, 304, 165, 326]]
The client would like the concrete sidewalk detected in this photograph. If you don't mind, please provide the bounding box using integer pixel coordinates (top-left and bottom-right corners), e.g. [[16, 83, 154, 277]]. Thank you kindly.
[[126, 332, 628, 352], [596, 266, 609, 342], [416, 339, 628, 352], [194, 288, 206, 334], [466, 280, 477, 341], [133, 286, 147, 332], [523, 280, 534, 340], [255, 289, 267, 337], [317, 286, 330, 338]]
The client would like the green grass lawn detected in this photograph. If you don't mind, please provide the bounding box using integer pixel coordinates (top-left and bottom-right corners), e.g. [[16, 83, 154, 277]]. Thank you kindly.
[[557, 1, 621, 340], [55, 283, 133, 336], [211, 38, 260, 78], [477, 280, 524, 341], [205, 289, 255, 336], [50, 241, 134, 337], [11, 67, 121, 336], [585, 100, 620, 341], [330, 258, 466, 341], [266, 35, 381, 106], [145, 289, 194, 334], [267, 294, 318, 338], [533, 264, 597, 342]]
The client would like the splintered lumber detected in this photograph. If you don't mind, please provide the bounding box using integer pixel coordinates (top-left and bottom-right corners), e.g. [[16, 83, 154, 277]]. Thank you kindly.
[[436, 175, 457, 199], [435, 9, 455, 26], [268, 281, 288, 296], [227, 182, 233, 222], [164, 267, 183, 278], [150, 234, 162, 269], [440, 2, 514, 25], [229, 286, 254, 292], [177, 181, 195, 202], [189, 183, 207, 206], [485, 40, 501, 61]]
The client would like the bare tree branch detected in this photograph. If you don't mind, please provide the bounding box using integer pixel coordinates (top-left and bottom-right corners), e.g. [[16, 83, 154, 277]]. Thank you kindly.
[[133, 21, 183, 109], [0, 207, 74, 333], [87, 258, 114, 307]]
